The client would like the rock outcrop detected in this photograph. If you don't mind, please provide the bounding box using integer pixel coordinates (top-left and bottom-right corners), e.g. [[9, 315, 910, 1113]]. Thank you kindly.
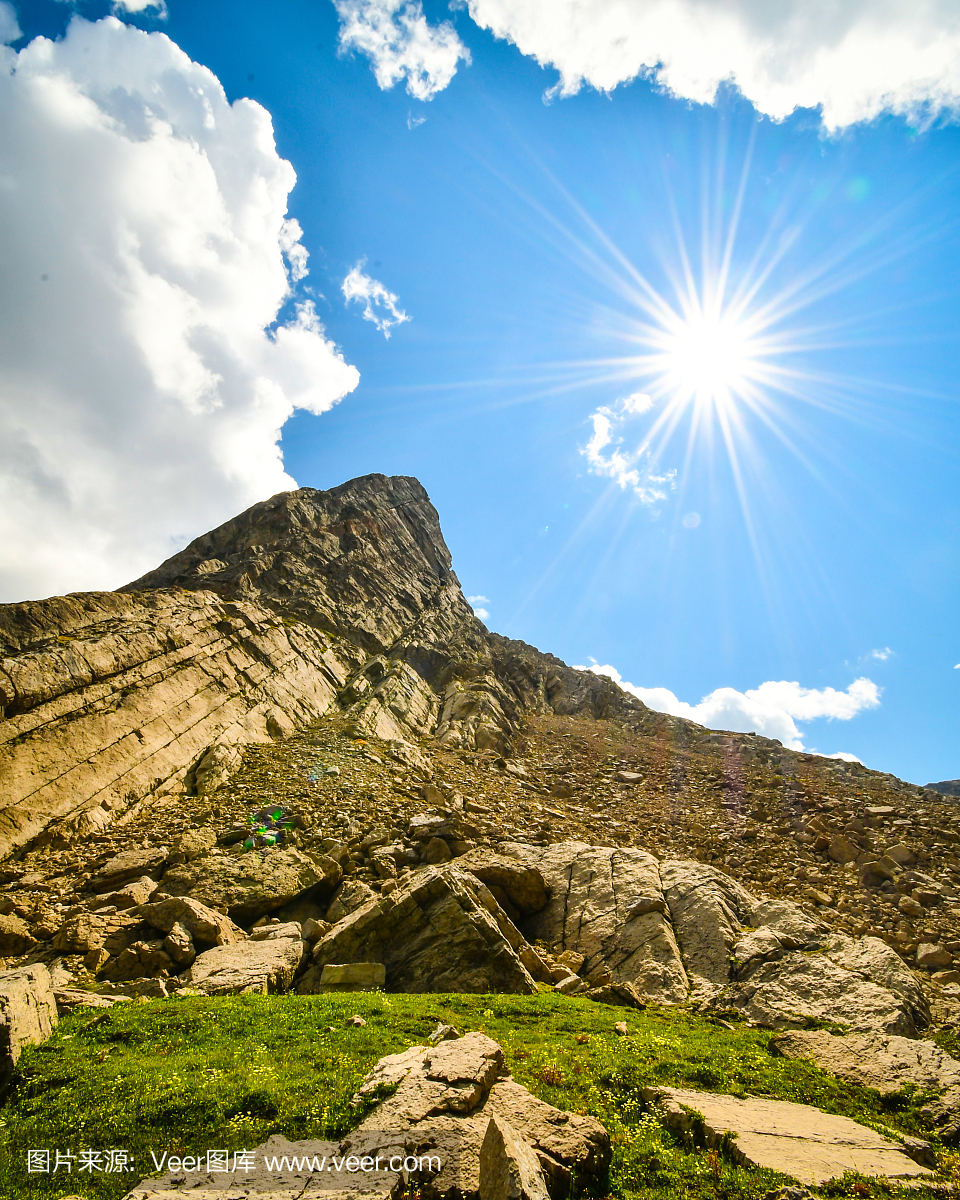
[[0, 475, 640, 860], [123, 1032, 610, 1200], [298, 865, 539, 996]]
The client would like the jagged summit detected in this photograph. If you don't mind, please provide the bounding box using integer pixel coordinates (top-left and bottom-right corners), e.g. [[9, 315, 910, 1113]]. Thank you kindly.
[[123, 476, 464, 656]]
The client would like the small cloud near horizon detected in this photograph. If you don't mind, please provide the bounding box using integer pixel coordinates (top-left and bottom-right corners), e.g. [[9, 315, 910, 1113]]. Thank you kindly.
[[573, 660, 880, 753]]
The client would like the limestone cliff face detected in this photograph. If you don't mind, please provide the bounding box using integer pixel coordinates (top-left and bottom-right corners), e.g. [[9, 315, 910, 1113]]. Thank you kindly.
[[0, 474, 642, 859]]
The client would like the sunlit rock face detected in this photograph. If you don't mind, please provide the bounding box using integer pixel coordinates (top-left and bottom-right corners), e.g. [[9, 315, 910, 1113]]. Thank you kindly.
[[0, 473, 640, 857]]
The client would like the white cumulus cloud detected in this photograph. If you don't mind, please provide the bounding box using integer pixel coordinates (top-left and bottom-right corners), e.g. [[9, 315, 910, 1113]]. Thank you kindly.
[[0, 17, 359, 602], [465, 0, 960, 129], [575, 663, 880, 751], [112, 0, 168, 16], [582, 393, 675, 504], [334, 0, 470, 101], [342, 262, 411, 337]]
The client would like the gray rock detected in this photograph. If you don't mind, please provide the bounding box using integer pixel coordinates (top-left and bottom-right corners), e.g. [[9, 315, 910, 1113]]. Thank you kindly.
[[0, 964, 57, 1089], [343, 1032, 610, 1200], [52, 910, 146, 965], [660, 859, 755, 995], [708, 949, 924, 1036], [184, 937, 305, 994], [823, 933, 929, 1029], [502, 842, 688, 1004], [772, 1028, 960, 1143], [88, 847, 168, 893], [748, 900, 827, 949], [480, 1115, 551, 1200], [326, 879, 377, 924], [0, 913, 37, 955], [584, 981, 647, 1008], [250, 921, 302, 941], [643, 1085, 933, 1186], [138, 896, 245, 948], [320, 962, 385, 991], [422, 837, 452, 865], [457, 853, 549, 916], [162, 921, 195, 967], [299, 866, 537, 995], [96, 876, 159, 910], [156, 848, 341, 923]]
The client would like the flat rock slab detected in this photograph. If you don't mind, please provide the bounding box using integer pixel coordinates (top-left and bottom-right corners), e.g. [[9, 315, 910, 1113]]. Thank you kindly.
[[644, 1086, 933, 1186]]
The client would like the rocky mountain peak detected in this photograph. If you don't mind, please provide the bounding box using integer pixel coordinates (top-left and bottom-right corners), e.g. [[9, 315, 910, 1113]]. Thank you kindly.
[[123, 474, 470, 657]]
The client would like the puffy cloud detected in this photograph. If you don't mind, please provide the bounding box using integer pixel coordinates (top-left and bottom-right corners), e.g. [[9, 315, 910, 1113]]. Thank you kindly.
[[112, 0, 168, 15], [342, 262, 411, 337], [582, 393, 675, 504], [333, 0, 470, 101], [0, 2, 20, 44], [467, 594, 490, 620], [465, 0, 960, 129], [576, 663, 880, 751], [868, 647, 893, 661], [0, 17, 359, 602]]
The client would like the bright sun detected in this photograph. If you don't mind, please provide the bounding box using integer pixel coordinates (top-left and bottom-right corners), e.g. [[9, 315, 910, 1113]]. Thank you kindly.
[[659, 310, 756, 408]]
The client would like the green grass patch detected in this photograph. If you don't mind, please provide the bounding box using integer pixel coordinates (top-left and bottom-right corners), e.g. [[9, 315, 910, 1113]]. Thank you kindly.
[[0, 993, 952, 1200]]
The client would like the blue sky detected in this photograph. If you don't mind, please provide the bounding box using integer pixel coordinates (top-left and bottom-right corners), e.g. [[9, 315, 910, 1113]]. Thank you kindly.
[[2, 0, 959, 784]]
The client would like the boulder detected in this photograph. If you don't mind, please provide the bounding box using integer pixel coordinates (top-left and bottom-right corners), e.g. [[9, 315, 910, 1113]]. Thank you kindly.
[[169, 828, 217, 864], [327, 879, 378, 923], [183, 935, 305, 995], [52, 911, 147, 965], [822, 934, 929, 1029], [457, 853, 549, 917], [88, 847, 168, 893], [342, 1032, 610, 1199], [480, 1115, 551, 1200], [155, 848, 341, 923], [298, 866, 538, 995], [250, 921, 302, 941], [707, 949, 924, 1037], [771, 1029, 960, 1143], [319, 962, 385, 992], [0, 964, 57, 1089], [95, 876, 158, 910], [500, 842, 688, 1004], [138, 896, 245, 947], [0, 913, 37, 956], [643, 1086, 933, 1186], [100, 940, 174, 982], [162, 921, 196, 967]]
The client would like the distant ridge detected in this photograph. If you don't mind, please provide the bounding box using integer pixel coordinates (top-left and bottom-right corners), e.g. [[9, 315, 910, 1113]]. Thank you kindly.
[[926, 779, 960, 797]]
